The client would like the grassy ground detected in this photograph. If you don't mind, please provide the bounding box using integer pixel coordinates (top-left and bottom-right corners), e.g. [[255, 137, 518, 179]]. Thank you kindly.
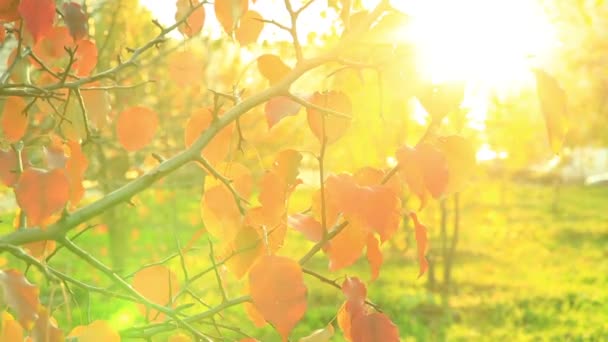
[[1, 180, 607, 341]]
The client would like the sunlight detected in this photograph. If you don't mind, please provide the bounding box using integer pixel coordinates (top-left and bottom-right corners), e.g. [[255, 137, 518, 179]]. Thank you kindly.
[[395, 0, 557, 88]]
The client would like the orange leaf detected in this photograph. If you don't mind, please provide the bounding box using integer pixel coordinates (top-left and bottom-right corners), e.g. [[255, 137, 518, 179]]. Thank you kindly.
[[351, 312, 399, 342], [534, 69, 569, 153], [1, 312, 24, 341], [337, 303, 352, 340], [215, 0, 248, 34], [265, 96, 301, 128], [409, 212, 428, 278], [73, 39, 98, 76], [32, 26, 72, 65], [0, 0, 20, 22], [14, 168, 70, 227], [366, 235, 382, 281], [116, 106, 158, 151], [257, 54, 291, 85], [326, 219, 367, 271], [0, 269, 40, 329], [244, 296, 266, 327], [244, 206, 286, 253], [132, 265, 179, 321], [2, 96, 28, 143], [0, 25, 5, 43], [224, 225, 264, 278], [201, 163, 251, 241], [19, 0, 55, 42], [23, 240, 56, 260], [235, 10, 263, 45], [68, 320, 119, 342], [249, 256, 307, 341], [184, 108, 234, 165], [306, 91, 352, 144], [63, 2, 88, 41], [65, 140, 88, 206], [396, 143, 449, 208], [0, 149, 21, 187], [176, 0, 205, 38], [81, 86, 111, 130], [288, 214, 323, 242]]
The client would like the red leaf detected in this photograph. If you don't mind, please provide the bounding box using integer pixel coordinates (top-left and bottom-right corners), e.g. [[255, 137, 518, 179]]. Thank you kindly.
[[306, 91, 352, 145], [351, 312, 399, 342], [0, 269, 40, 329], [409, 212, 428, 277], [72, 39, 98, 76], [19, 0, 55, 42], [366, 235, 383, 281], [265, 96, 301, 128], [249, 256, 307, 341], [288, 214, 323, 242], [14, 168, 70, 226], [63, 2, 88, 40], [341, 277, 366, 307], [116, 106, 158, 151]]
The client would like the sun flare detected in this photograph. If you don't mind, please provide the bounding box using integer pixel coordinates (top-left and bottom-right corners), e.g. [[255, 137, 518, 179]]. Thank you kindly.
[[393, 0, 557, 88]]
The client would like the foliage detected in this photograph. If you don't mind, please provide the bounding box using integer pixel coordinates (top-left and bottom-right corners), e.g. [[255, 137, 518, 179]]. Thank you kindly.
[[0, 0, 575, 341]]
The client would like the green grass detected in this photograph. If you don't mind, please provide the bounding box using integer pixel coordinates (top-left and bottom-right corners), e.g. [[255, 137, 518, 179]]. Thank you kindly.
[[2, 180, 607, 341]]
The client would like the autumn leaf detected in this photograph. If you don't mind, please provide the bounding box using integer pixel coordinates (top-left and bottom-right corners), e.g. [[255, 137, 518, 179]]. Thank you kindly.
[[0, 149, 21, 187], [184, 107, 234, 165], [14, 168, 70, 226], [1, 312, 23, 341], [534, 69, 569, 153], [265, 96, 302, 128], [249, 256, 307, 341], [326, 219, 367, 271], [366, 235, 383, 281], [0, 269, 40, 329], [65, 140, 89, 206], [19, 0, 55, 42], [298, 324, 334, 342], [23, 240, 56, 260], [396, 143, 449, 209], [351, 312, 399, 342], [436, 135, 475, 193], [116, 106, 159, 151], [73, 39, 98, 76], [235, 10, 263, 45], [288, 214, 323, 242], [132, 265, 179, 321], [257, 54, 291, 85], [176, 0, 205, 38], [32, 26, 72, 65], [2, 96, 28, 143], [0, 0, 20, 22], [409, 212, 429, 277], [215, 0, 248, 34], [306, 91, 352, 145], [68, 320, 120, 342], [81, 86, 111, 130], [63, 2, 88, 40], [224, 225, 264, 278], [337, 303, 352, 340]]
